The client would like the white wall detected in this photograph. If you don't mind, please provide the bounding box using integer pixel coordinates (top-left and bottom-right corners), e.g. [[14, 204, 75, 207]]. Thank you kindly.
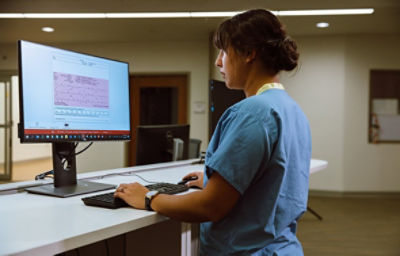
[[0, 44, 17, 69], [281, 35, 400, 192], [343, 35, 400, 192], [282, 36, 347, 191], [285, 35, 400, 192]]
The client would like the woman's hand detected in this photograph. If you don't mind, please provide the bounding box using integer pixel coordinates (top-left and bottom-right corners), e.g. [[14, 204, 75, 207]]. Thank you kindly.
[[114, 182, 149, 209], [181, 171, 204, 189]]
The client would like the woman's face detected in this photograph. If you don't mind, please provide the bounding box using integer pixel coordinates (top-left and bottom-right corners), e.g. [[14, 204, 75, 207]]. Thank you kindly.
[[215, 47, 248, 90]]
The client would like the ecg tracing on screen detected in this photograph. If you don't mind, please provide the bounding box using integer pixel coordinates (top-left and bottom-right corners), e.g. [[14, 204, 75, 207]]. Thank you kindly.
[[54, 72, 109, 109]]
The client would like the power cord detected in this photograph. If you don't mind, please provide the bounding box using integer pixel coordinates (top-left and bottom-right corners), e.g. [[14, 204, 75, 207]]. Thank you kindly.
[[35, 170, 54, 180], [34, 142, 94, 180], [60, 142, 93, 166]]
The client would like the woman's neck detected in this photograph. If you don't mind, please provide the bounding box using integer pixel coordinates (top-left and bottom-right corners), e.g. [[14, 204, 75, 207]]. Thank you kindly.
[[244, 73, 279, 98]]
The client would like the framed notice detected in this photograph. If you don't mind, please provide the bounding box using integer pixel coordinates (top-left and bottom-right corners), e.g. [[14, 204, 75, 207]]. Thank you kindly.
[[369, 70, 400, 143]]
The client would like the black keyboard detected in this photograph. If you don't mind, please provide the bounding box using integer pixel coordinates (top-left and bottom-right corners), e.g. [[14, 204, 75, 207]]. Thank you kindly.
[[81, 182, 189, 209], [145, 182, 189, 194]]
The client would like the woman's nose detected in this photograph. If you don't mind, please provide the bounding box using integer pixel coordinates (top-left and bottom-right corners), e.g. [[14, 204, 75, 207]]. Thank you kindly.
[[215, 51, 222, 67]]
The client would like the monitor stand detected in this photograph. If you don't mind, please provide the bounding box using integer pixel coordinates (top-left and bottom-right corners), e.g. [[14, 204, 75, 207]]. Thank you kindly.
[[25, 142, 116, 198]]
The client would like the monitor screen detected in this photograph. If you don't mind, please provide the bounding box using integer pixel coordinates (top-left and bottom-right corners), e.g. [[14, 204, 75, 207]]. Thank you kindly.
[[136, 124, 190, 165], [17, 40, 131, 197], [18, 40, 131, 143]]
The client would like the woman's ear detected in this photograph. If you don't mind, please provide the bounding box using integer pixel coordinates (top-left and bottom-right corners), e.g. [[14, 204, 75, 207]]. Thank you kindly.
[[245, 50, 256, 63]]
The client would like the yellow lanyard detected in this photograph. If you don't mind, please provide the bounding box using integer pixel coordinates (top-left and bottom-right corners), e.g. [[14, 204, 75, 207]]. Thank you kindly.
[[256, 83, 285, 95]]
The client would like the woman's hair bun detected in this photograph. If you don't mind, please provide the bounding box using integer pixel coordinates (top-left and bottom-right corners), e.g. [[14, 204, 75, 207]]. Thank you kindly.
[[275, 37, 299, 72], [214, 9, 299, 74]]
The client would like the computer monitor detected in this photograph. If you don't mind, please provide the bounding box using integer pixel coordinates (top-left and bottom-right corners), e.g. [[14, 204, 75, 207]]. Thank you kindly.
[[136, 124, 189, 165], [18, 40, 131, 197]]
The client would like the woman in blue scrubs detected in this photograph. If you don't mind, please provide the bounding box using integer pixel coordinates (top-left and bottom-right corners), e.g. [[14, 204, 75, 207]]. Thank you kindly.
[[115, 9, 311, 255]]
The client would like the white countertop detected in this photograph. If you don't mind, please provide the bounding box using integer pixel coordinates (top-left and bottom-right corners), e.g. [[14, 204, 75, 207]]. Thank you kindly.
[[0, 158, 327, 256]]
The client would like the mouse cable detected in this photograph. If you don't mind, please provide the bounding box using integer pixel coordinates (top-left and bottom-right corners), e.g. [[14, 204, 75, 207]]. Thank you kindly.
[[118, 172, 160, 184]]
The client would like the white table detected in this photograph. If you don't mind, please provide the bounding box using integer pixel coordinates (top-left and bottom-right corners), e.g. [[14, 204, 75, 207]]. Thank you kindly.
[[0, 159, 327, 256], [0, 160, 203, 256], [309, 159, 328, 174], [308, 159, 328, 220]]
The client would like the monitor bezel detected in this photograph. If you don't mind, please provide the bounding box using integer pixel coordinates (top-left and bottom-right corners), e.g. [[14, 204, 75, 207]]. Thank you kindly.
[[18, 40, 132, 144]]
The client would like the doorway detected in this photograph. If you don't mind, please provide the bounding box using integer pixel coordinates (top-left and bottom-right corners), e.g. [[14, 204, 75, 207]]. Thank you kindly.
[[128, 74, 188, 165], [0, 75, 13, 180]]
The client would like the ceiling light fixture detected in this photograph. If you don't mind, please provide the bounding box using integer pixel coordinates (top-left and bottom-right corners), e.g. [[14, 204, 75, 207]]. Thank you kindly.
[[277, 8, 374, 16], [42, 27, 55, 32], [106, 12, 191, 18], [316, 22, 330, 28], [0, 13, 24, 18], [0, 8, 374, 19], [27, 13, 106, 18]]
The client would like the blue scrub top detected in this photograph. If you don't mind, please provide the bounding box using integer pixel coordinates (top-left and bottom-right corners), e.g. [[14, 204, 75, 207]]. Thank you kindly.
[[201, 88, 311, 256]]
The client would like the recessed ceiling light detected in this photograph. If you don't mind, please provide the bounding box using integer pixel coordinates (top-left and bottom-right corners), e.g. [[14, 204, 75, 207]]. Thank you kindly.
[[316, 22, 330, 28], [42, 27, 55, 32]]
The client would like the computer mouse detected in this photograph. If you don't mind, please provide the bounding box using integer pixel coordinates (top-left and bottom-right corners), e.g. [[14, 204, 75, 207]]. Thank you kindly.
[[177, 176, 198, 185]]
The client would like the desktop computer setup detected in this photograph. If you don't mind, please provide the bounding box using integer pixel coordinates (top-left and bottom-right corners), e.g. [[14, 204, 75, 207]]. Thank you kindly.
[[18, 40, 192, 207]]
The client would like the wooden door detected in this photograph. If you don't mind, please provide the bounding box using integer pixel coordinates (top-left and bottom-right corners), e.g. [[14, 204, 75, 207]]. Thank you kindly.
[[128, 74, 188, 165]]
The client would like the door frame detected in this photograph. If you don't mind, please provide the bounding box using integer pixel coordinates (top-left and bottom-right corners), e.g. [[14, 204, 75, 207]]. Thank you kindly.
[[0, 71, 16, 180]]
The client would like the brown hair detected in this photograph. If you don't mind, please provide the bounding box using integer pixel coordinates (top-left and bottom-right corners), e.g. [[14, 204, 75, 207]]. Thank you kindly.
[[214, 9, 299, 74]]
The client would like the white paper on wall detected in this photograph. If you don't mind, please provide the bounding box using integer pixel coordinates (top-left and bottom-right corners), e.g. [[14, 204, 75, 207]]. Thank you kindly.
[[373, 98, 399, 115], [193, 101, 206, 114], [377, 114, 400, 141]]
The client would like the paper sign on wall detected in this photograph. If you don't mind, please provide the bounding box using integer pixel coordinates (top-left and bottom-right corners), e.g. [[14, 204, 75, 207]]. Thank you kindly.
[[377, 114, 400, 141], [372, 98, 399, 115]]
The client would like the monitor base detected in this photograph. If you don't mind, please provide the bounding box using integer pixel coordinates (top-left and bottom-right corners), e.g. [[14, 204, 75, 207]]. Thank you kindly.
[[25, 180, 116, 198]]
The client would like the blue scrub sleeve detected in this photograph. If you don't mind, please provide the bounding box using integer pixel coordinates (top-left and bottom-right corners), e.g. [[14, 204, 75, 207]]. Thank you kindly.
[[205, 111, 272, 194]]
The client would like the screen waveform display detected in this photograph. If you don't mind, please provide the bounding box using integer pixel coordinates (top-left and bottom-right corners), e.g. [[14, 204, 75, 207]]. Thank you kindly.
[[54, 72, 109, 109]]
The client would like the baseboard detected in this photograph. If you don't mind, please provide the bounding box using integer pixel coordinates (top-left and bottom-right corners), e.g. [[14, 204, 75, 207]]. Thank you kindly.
[[309, 189, 400, 198]]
